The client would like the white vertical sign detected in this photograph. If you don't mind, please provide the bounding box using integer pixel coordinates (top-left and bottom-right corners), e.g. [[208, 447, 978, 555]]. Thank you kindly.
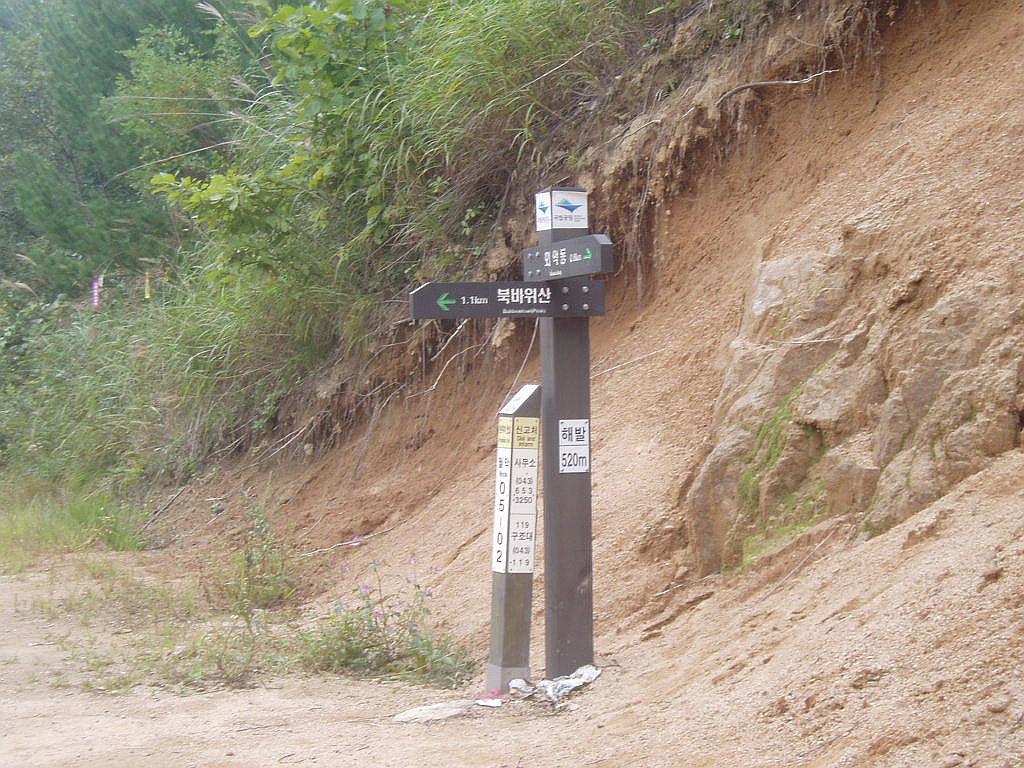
[[492, 416, 513, 572], [558, 418, 590, 473], [535, 192, 553, 232], [492, 416, 539, 573], [507, 418, 539, 573]]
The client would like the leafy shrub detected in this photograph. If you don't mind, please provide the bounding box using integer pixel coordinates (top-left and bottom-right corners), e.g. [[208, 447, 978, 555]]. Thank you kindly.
[[296, 562, 476, 688], [1, 0, 660, 502]]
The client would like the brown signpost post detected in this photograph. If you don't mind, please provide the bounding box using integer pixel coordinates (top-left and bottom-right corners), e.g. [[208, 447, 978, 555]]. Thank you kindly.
[[530, 187, 609, 678]]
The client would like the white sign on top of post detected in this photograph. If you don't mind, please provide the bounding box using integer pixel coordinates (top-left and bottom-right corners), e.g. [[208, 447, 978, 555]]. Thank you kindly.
[[535, 189, 589, 231]]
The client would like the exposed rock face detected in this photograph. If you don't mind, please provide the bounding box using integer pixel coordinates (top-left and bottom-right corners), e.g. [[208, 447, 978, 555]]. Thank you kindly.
[[683, 207, 1024, 573], [573, 0, 1024, 579]]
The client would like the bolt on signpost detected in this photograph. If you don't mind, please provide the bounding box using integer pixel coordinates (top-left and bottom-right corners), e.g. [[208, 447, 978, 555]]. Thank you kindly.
[[485, 384, 541, 693], [408, 185, 612, 687]]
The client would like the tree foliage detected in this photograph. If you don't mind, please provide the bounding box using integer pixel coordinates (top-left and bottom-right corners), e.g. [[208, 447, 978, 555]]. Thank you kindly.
[[0, 0, 250, 301], [105, 24, 243, 171], [1, 0, 657, 494]]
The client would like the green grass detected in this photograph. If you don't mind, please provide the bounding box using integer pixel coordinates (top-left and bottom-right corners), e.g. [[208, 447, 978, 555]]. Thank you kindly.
[[0, 489, 145, 573], [34, 557, 475, 694], [381, 0, 641, 231], [33, 565, 202, 630], [738, 515, 820, 571], [10, 498, 475, 693], [0, 264, 345, 494]]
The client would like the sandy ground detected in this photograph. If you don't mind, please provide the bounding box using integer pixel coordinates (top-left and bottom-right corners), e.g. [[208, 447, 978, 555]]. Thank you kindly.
[[3, 453, 1024, 767], [4, 0, 1024, 765]]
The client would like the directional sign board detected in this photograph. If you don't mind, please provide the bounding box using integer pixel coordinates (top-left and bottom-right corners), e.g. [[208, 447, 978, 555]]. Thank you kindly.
[[522, 234, 614, 282], [409, 279, 605, 319]]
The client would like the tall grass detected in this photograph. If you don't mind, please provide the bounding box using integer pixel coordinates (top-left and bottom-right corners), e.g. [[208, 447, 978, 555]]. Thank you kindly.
[[376, 0, 644, 235], [0, 263, 345, 494]]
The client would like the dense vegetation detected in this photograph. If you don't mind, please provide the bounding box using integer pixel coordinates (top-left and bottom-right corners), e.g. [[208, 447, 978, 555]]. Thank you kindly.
[[0, 0, 762, 519]]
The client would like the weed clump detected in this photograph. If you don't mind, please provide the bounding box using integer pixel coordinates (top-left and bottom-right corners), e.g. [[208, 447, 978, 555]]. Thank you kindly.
[[296, 562, 476, 689], [217, 506, 300, 614], [33, 554, 474, 693]]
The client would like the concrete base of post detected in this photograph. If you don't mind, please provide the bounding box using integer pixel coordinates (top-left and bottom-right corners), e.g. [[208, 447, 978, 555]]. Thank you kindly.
[[487, 570, 533, 693], [485, 663, 531, 695]]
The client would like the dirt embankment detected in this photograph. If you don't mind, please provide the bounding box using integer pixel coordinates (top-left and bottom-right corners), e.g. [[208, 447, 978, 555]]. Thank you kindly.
[[4, 0, 1024, 766]]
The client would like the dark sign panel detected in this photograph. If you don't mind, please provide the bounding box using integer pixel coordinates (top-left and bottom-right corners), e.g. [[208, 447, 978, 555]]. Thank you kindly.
[[522, 234, 614, 281], [409, 279, 605, 320]]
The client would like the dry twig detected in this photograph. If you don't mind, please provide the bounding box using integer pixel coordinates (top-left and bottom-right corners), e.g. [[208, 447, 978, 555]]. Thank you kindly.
[[715, 69, 841, 106], [592, 347, 668, 378], [299, 524, 399, 558], [761, 527, 839, 601]]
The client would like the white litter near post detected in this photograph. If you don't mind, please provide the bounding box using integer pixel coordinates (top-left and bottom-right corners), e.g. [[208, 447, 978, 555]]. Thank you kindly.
[[474, 697, 505, 708], [393, 700, 475, 723], [507, 664, 602, 704]]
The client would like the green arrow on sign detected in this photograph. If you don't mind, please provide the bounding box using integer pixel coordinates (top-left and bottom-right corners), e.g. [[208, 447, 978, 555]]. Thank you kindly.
[[436, 292, 457, 311], [583, 248, 593, 260]]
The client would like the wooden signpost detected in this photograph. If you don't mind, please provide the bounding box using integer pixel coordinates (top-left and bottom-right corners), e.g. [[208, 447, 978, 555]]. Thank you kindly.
[[409, 186, 613, 686], [532, 187, 601, 678]]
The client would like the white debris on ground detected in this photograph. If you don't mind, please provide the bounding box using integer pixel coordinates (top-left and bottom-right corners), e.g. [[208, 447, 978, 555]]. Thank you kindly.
[[474, 698, 504, 708], [507, 664, 602, 704], [395, 666, 602, 721], [393, 700, 476, 723]]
